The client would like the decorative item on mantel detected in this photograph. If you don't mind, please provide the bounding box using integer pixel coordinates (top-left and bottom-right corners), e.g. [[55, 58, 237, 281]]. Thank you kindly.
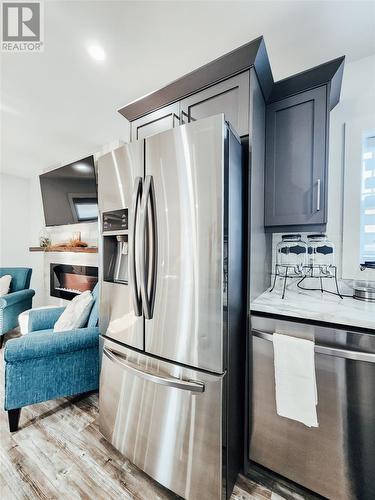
[[29, 231, 98, 253], [53, 231, 86, 249], [270, 233, 342, 299], [48, 239, 88, 250], [39, 228, 51, 248], [30, 230, 98, 253]]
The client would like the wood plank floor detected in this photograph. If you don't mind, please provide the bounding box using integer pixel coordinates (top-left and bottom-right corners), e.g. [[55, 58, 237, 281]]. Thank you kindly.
[[0, 329, 286, 500]]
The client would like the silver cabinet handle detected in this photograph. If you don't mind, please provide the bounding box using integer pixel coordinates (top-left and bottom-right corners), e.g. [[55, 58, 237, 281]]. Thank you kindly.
[[129, 177, 142, 316], [252, 329, 375, 364], [139, 175, 157, 320], [103, 348, 205, 393], [316, 178, 321, 212]]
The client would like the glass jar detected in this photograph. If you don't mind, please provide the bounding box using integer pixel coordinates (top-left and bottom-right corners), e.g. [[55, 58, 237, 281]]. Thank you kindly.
[[307, 234, 335, 276], [276, 234, 308, 275], [39, 228, 51, 248]]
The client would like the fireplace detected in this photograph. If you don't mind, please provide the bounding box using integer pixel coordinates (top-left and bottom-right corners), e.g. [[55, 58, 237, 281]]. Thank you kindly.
[[50, 264, 98, 300]]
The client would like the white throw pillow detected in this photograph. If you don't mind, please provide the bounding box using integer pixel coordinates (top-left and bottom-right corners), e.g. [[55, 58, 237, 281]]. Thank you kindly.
[[53, 290, 94, 333], [0, 275, 12, 296]]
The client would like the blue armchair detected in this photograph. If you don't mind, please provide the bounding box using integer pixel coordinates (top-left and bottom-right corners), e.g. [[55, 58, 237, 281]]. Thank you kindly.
[[0, 268, 35, 347], [4, 284, 99, 431]]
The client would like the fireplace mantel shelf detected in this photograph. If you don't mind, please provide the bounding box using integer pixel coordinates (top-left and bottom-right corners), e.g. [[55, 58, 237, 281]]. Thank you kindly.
[[29, 246, 98, 254]]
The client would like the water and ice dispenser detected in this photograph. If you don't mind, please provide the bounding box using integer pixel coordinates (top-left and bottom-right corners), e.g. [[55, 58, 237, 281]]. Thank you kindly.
[[102, 209, 129, 284]]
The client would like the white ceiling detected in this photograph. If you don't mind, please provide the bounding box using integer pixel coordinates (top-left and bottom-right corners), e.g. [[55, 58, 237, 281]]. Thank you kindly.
[[1, 0, 375, 178]]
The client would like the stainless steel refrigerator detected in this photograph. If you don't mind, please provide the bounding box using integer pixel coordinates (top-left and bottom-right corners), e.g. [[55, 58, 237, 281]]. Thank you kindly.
[[98, 114, 245, 500]]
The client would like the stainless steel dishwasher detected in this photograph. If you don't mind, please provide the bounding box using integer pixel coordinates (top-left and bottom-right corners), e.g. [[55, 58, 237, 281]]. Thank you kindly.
[[249, 315, 375, 500]]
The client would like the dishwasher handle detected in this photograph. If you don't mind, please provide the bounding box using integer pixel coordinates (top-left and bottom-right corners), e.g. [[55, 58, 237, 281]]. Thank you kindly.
[[252, 329, 375, 364]]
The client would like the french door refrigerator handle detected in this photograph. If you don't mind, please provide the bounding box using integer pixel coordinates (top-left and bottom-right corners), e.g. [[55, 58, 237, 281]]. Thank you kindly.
[[147, 175, 158, 316], [252, 329, 375, 363], [103, 348, 205, 392], [140, 175, 157, 319], [129, 177, 142, 316]]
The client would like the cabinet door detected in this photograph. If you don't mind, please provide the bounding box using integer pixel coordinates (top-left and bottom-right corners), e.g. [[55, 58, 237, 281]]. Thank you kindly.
[[265, 86, 328, 228], [131, 103, 180, 141], [180, 72, 249, 136]]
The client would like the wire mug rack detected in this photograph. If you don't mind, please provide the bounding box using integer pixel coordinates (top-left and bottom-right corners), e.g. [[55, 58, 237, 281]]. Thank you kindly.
[[269, 264, 343, 299]]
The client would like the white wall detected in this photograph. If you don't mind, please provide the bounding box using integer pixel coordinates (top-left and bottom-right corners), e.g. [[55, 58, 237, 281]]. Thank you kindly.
[[29, 177, 50, 306], [0, 174, 48, 305], [0, 173, 31, 267]]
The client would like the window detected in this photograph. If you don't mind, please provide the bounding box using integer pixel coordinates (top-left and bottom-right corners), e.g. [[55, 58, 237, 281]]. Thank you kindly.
[[73, 198, 98, 221], [360, 133, 375, 264], [342, 121, 375, 281], [67, 193, 98, 223]]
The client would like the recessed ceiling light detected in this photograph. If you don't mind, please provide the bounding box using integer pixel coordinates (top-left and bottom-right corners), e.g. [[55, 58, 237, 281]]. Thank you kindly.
[[87, 44, 106, 62]]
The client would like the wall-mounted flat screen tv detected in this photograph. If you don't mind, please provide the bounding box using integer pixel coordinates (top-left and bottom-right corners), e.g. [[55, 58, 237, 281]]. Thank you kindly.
[[40, 155, 98, 226]]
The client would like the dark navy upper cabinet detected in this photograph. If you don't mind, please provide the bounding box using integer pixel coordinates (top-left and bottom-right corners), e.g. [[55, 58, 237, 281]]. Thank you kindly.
[[264, 86, 328, 230]]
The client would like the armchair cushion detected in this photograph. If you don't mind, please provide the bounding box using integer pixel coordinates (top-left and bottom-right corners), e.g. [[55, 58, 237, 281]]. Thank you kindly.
[[0, 268, 32, 293], [26, 306, 66, 333], [4, 326, 100, 363]]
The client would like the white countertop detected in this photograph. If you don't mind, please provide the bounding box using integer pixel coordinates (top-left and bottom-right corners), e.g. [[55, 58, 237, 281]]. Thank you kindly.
[[250, 281, 375, 331]]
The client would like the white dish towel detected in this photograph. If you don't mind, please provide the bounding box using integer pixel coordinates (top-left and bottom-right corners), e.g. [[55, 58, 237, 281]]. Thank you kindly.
[[273, 332, 318, 428]]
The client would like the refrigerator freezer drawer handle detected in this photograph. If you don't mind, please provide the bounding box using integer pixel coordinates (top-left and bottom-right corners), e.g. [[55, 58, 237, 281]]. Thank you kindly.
[[252, 329, 375, 364], [129, 177, 143, 316], [103, 348, 205, 392]]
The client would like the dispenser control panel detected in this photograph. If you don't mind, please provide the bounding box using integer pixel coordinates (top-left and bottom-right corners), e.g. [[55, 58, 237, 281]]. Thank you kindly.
[[103, 209, 128, 232]]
